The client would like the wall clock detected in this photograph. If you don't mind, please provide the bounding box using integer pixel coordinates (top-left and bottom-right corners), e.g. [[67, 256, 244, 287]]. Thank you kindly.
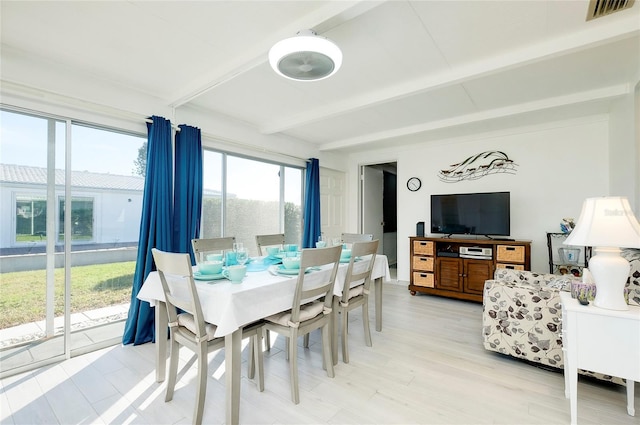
[[407, 177, 421, 192]]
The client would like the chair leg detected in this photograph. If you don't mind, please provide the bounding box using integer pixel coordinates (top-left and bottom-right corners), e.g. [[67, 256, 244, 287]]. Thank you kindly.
[[253, 334, 264, 392], [321, 324, 335, 379], [331, 299, 339, 366], [165, 338, 180, 402], [194, 342, 208, 425], [247, 338, 255, 379], [265, 329, 271, 351], [341, 308, 350, 363], [303, 333, 310, 348], [285, 336, 290, 360], [289, 329, 300, 404], [362, 302, 372, 347]]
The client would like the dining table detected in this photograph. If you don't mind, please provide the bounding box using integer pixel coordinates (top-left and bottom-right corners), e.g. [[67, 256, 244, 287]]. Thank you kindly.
[[137, 253, 390, 425]]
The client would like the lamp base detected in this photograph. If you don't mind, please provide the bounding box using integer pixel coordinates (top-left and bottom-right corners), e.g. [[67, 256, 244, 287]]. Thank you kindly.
[[589, 247, 630, 311]]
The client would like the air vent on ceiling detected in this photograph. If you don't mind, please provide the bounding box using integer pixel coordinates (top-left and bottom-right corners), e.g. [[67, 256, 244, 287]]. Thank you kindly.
[[586, 0, 635, 20]]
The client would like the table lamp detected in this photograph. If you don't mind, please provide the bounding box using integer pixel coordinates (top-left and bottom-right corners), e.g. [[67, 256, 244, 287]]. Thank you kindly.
[[564, 197, 640, 310]]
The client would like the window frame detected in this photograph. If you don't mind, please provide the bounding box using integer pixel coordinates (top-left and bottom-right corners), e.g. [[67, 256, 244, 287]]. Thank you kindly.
[[201, 147, 305, 247], [13, 193, 48, 245]]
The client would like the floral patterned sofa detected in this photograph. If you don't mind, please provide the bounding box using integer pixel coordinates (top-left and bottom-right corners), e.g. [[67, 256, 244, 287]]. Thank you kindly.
[[482, 248, 640, 384]]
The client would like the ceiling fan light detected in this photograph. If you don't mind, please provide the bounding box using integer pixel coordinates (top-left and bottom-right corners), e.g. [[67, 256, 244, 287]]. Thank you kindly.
[[269, 30, 342, 81]]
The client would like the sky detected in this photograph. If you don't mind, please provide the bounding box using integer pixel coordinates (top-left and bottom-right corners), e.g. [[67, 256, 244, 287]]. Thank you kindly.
[[0, 110, 142, 176], [1, 110, 302, 202]]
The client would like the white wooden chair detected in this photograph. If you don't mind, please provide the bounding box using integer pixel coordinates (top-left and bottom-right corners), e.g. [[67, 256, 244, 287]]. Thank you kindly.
[[341, 233, 374, 244], [263, 245, 341, 404], [255, 233, 285, 255], [191, 237, 236, 265], [254, 233, 286, 350], [332, 239, 379, 364], [151, 248, 264, 425]]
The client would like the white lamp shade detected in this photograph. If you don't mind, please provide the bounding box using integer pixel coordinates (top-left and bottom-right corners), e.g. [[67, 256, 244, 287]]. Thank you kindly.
[[269, 30, 342, 81], [564, 196, 640, 248]]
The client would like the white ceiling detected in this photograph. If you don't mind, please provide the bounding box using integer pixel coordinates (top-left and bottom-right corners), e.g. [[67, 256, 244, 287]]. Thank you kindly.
[[1, 1, 639, 154]]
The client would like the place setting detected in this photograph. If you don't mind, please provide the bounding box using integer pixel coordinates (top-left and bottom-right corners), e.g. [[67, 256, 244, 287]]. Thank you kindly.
[[264, 244, 300, 262], [268, 255, 320, 276], [194, 243, 252, 283], [193, 258, 225, 281]]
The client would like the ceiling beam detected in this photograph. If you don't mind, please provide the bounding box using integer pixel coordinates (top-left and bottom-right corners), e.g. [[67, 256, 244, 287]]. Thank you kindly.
[[261, 14, 640, 135], [318, 83, 632, 151]]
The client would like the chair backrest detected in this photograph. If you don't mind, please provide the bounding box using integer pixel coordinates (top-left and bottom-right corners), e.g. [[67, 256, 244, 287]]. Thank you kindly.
[[341, 233, 374, 243], [192, 237, 236, 264], [255, 233, 285, 255], [340, 240, 379, 303], [289, 245, 342, 326], [152, 248, 208, 339]]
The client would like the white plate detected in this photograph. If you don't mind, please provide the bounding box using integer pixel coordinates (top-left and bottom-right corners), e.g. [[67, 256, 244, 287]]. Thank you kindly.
[[276, 265, 302, 275], [268, 265, 315, 275], [193, 271, 225, 281]]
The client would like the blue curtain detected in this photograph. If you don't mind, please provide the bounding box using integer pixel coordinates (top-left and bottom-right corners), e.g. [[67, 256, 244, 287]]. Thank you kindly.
[[173, 124, 202, 262], [302, 158, 321, 248], [123, 116, 174, 345]]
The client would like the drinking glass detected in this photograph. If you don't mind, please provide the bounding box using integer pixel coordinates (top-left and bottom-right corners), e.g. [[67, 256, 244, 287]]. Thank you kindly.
[[225, 249, 237, 266], [235, 247, 249, 266]]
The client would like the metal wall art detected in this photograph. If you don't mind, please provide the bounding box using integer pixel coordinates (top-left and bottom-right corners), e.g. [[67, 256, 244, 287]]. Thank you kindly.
[[438, 150, 518, 182]]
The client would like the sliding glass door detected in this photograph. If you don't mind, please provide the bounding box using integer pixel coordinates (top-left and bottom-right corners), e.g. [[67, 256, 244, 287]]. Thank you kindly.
[[0, 109, 145, 377], [0, 110, 68, 375]]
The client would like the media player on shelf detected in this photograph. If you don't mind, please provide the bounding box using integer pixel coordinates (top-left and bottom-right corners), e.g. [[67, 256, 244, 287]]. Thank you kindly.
[[459, 246, 492, 259]]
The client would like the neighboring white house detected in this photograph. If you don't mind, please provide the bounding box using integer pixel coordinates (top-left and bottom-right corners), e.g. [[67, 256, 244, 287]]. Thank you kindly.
[[0, 164, 145, 252]]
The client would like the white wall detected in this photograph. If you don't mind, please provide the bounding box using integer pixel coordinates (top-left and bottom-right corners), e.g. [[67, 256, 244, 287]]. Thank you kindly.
[[349, 116, 617, 282], [609, 93, 638, 208], [0, 183, 143, 248]]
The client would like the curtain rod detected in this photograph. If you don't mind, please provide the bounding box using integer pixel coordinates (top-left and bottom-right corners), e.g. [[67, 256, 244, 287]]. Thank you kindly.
[[144, 117, 181, 132], [144, 118, 309, 163]]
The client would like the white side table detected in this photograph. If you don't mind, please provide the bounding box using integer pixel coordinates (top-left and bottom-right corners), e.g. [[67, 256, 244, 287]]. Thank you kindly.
[[560, 292, 639, 424]]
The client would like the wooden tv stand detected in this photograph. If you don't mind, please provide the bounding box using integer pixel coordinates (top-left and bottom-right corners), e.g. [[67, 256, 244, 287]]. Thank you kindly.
[[409, 236, 531, 302]]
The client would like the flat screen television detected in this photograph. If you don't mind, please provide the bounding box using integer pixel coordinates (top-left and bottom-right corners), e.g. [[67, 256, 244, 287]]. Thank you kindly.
[[430, 191, 510, 237]]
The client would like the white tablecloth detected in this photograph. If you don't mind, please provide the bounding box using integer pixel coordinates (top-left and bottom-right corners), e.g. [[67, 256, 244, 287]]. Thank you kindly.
[[137, 254, 390, 338]]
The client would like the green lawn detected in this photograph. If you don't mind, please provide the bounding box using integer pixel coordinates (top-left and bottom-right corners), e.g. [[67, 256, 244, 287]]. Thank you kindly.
[[0, 261, 135, 329]]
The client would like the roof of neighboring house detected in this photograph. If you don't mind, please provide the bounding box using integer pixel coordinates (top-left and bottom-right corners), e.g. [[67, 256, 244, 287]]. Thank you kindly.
[[1, 164, 146, 191], [0, 164, 222, 196]]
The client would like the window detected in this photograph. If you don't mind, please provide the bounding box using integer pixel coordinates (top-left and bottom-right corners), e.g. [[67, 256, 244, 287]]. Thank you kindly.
[[201, 150, 223, 238], [202, 150, 303, 256], [15, 196, 47, 243], [58, 197, 94, 242]]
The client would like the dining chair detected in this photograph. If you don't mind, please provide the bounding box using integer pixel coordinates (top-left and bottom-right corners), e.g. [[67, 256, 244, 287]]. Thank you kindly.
[[263, 245, 342, 404], [255, 233, 285, 255], [341, 232, 374, 244], [254, 233, 286, 350], [333, 239, 379, 364], [191, 237, 236, 264], [151, 248, 264, 425]]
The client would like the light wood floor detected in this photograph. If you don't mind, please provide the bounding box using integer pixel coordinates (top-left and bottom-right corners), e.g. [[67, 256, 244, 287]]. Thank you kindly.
[[1, 282, 638, 424]]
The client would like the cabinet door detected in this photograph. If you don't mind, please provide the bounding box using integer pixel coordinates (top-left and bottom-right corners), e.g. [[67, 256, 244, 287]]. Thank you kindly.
[[436, 258, 463, 291], [463, 259, 494, 294]]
